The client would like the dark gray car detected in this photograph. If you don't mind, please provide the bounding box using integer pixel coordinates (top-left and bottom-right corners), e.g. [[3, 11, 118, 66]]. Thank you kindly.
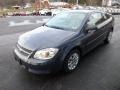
[[14, 10, 114, 74]]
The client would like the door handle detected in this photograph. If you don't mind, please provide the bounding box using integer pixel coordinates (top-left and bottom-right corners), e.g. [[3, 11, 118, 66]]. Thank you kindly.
[[88, 30, 96, 33]]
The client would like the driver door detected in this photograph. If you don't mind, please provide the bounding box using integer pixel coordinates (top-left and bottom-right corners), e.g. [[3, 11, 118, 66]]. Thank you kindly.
[[82, 12, 106, 53]]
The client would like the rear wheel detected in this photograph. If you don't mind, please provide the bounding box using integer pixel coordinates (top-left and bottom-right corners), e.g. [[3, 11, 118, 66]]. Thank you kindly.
[[104, 31, 113, 44], [63, 49, 80, 73]]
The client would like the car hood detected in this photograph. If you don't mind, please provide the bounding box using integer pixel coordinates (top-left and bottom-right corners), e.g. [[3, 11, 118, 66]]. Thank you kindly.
[[18, 26, 76, 51]]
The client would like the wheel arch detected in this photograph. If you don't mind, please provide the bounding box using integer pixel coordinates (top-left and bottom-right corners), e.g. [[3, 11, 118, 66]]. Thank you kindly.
[[61, 45, 83, 63]]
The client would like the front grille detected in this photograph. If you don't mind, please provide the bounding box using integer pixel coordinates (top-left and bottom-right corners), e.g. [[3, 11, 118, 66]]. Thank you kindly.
[[16, 44, 33, 57]]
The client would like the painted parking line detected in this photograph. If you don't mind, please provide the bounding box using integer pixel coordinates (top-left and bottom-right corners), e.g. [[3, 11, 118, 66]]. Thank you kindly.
[[8, 18, 50, 27], [9, 20, 34, 27]]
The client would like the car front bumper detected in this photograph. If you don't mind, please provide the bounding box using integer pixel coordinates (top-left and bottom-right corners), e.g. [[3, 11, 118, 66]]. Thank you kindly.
[[14, 48, 63, 74]]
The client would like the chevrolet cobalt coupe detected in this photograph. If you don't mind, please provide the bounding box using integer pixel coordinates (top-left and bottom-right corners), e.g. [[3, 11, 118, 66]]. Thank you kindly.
[[14, 10, 114, 74]]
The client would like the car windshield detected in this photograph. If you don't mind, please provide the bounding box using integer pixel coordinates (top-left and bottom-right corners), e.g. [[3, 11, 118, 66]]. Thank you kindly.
[[45, 12, 87, 31]]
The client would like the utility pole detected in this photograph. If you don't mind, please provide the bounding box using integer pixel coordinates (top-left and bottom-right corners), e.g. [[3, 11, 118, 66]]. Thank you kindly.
[[102, 0, 107, 6], [76, 0, 79, 5]]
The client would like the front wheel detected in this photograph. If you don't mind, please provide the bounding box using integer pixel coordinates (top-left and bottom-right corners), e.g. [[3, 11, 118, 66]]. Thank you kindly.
[[63, 49, 80, 73], [104, 31, 113, 44]]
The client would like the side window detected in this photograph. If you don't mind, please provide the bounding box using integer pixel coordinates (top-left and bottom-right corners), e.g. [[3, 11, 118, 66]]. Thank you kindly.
[[88, 13, 104, 25]]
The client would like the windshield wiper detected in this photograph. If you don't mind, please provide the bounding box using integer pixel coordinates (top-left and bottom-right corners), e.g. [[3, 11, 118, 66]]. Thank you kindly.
[[44, 24, 65, 30], [49, 26, 65, 30]]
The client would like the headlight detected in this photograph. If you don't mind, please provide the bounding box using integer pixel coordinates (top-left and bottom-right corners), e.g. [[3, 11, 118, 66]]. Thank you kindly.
[[34, 48, 59, 60]]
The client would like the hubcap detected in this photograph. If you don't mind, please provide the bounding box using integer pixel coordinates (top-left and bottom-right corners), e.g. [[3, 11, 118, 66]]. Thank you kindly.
[[68, 53, 80, 70], [108, 32, 113, 41]]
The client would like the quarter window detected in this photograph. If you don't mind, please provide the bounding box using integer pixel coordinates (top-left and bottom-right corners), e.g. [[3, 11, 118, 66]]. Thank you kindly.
[[105, 14, 111, 19]]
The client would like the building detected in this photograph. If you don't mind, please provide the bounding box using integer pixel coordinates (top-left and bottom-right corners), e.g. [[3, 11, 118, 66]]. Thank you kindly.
[[34, 0, 70, 9], [102, 0, 120, 6], [112, 0, 120, 3]]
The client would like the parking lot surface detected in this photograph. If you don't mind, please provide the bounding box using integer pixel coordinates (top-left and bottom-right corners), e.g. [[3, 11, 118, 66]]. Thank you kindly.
[[0, 16, 120, 90]]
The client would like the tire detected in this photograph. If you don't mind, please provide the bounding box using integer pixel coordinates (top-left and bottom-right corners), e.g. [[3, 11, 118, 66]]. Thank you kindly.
[[63, 49, 80, 73], [104, 31, 113, 44]]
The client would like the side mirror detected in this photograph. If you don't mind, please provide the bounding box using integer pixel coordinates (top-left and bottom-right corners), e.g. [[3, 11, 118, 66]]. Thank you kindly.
[[86, 23, 98, 32]]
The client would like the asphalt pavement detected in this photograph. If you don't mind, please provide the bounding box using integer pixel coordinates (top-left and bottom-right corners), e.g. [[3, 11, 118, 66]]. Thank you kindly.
[[0, 16, 120, 90]]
